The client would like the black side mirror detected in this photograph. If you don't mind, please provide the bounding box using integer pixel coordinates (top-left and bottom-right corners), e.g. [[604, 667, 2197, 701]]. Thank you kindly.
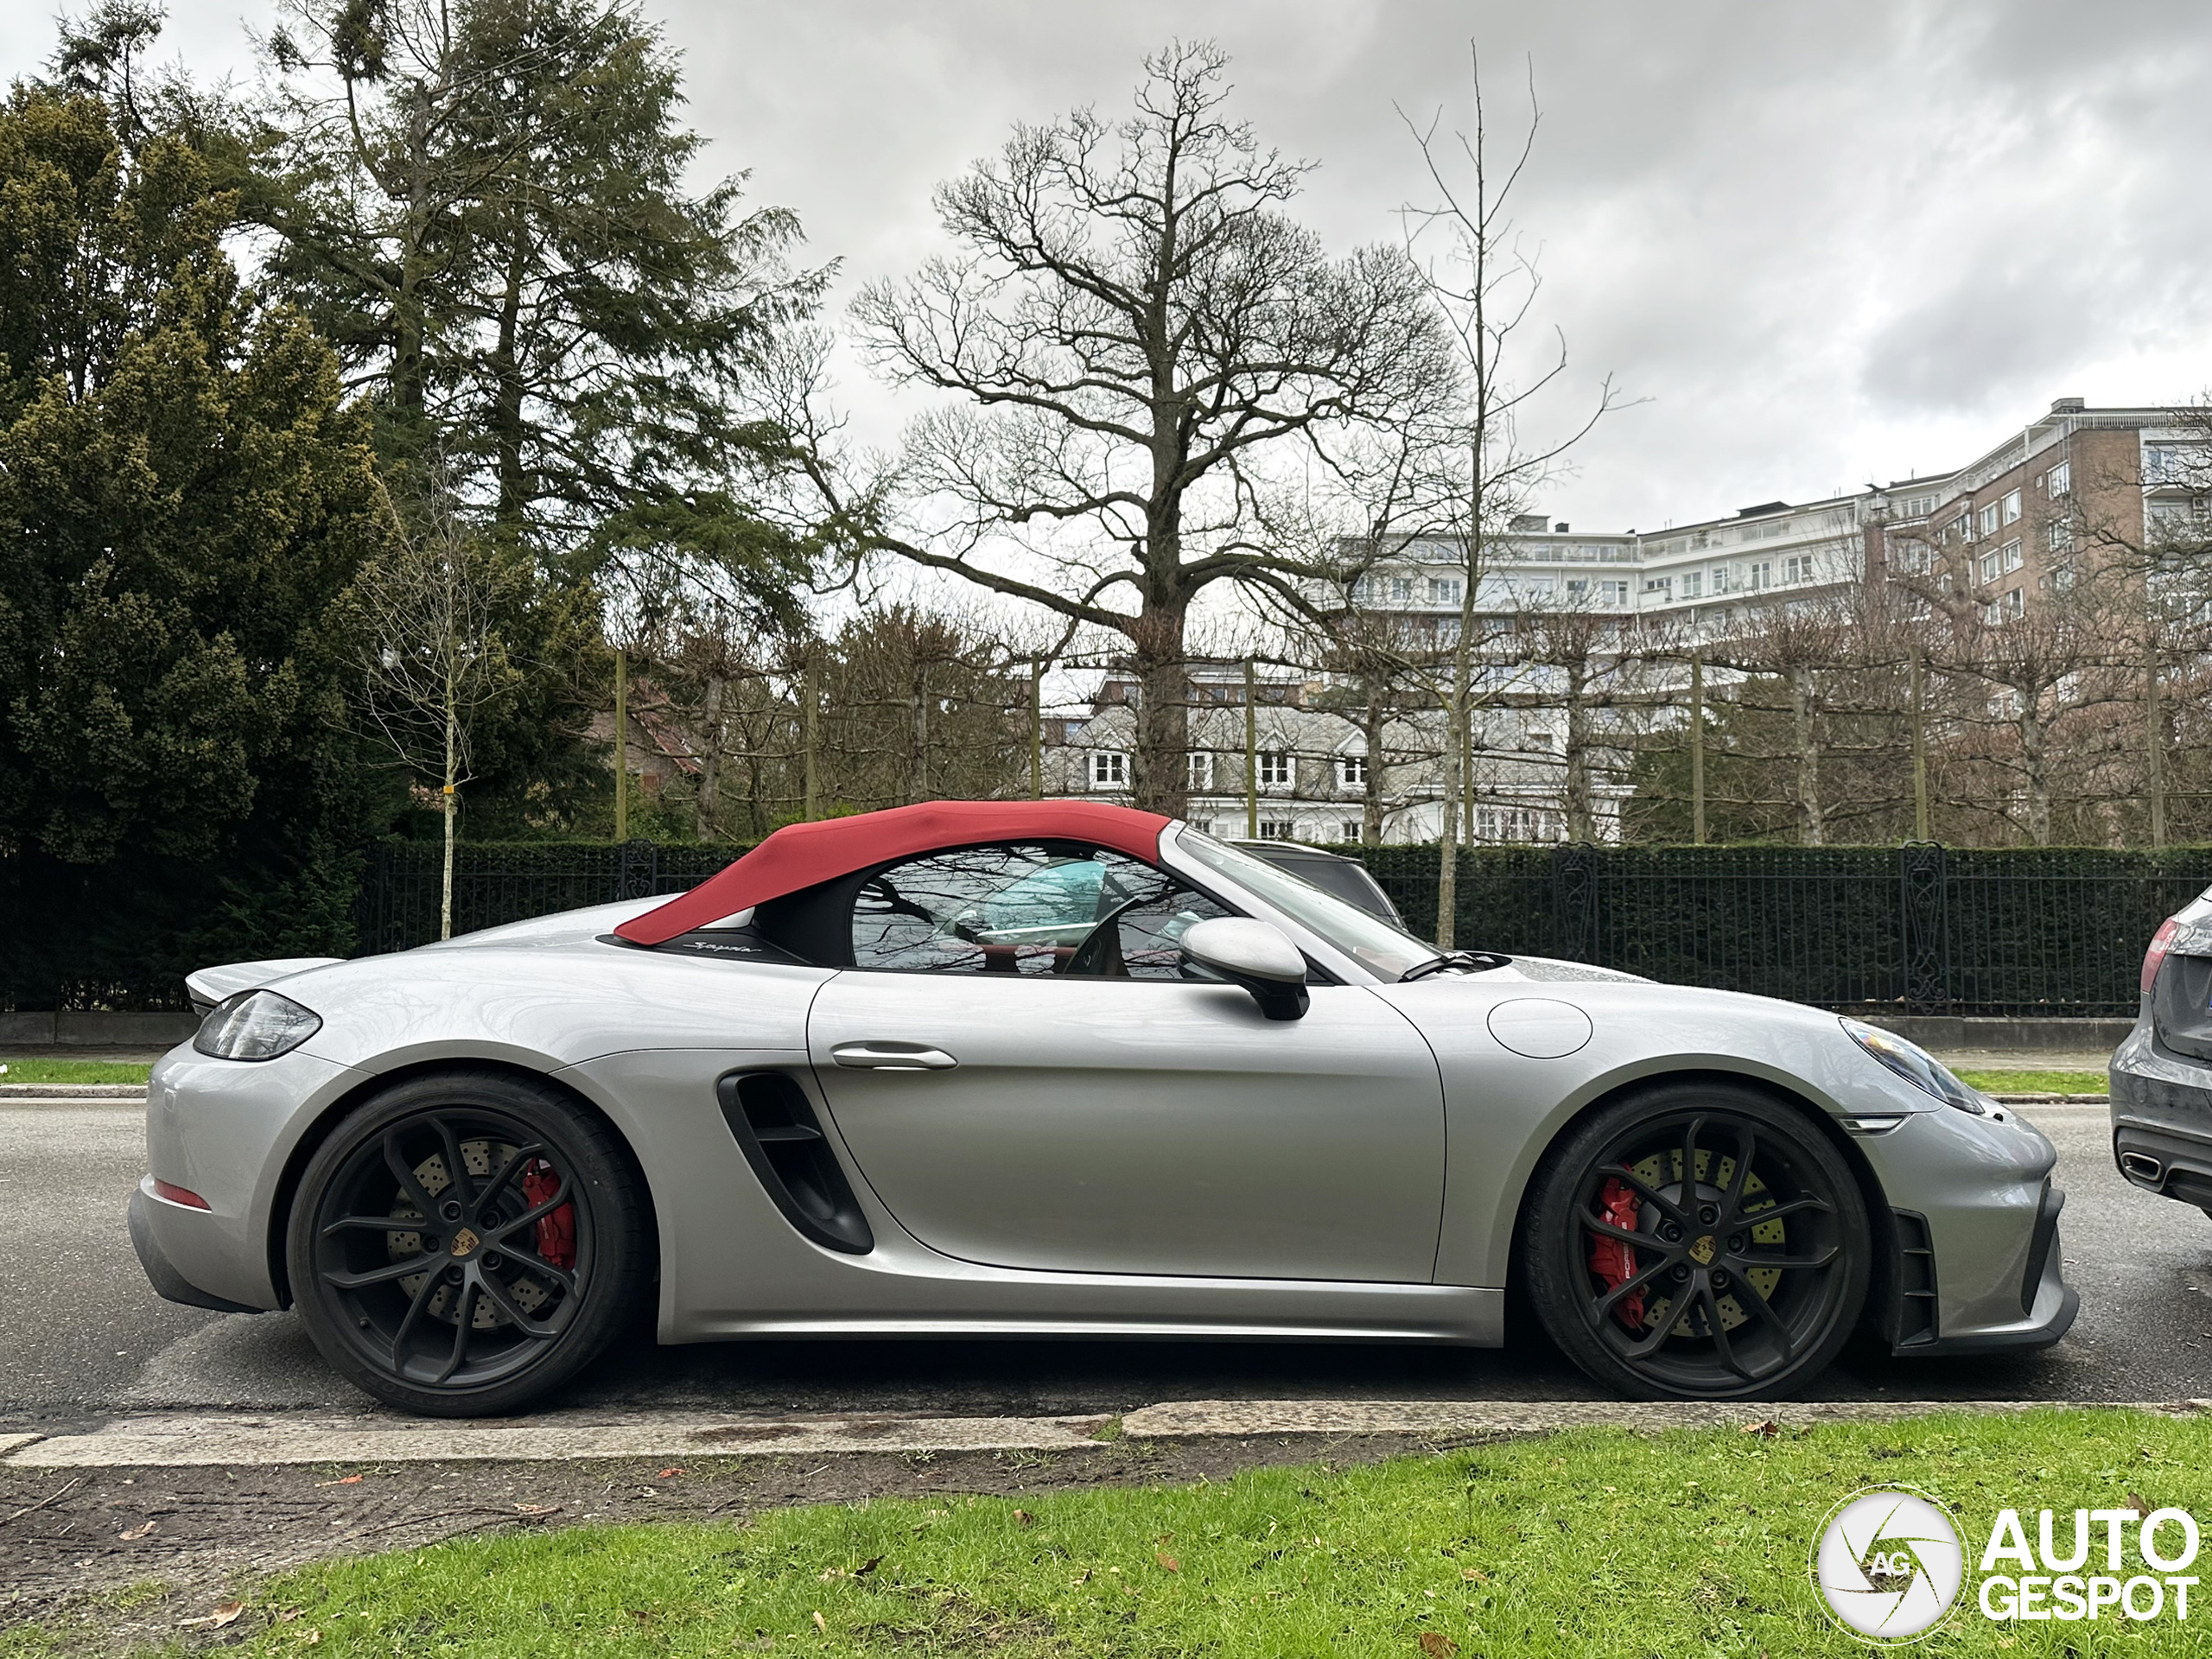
[[1179, 917, 1310, 1020]]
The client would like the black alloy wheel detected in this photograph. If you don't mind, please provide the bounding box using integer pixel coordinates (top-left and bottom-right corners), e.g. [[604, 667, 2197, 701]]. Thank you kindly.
[[1522, 1082, 1869, 1400], [287, 1070, 648, 1416]]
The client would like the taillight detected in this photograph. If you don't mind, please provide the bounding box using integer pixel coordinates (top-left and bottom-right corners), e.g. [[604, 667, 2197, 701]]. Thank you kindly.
[[2143, 917, 2182, 996], [152, 1179, 211, 1210]]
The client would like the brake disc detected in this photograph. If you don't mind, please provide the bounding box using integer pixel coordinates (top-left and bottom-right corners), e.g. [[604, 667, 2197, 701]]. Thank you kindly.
[[386, 1139, 549, 1329], [1629, 1147, 1788, 1338]]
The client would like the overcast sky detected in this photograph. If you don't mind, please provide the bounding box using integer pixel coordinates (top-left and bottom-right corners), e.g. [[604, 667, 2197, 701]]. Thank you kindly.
[[12, 0, 2212, 533]]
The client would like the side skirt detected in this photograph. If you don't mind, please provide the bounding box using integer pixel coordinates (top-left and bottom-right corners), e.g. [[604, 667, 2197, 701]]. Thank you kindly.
[[668, 1286, 1502, 1347]]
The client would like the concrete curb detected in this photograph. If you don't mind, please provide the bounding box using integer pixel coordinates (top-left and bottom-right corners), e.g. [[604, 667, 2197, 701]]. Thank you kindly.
[[7, 1399, 2203, 1469], [0, 1083, 145, 1100]]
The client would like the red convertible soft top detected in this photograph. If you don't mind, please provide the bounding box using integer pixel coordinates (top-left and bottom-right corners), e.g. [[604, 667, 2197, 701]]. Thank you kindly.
[[613, 800, 1175, 945]]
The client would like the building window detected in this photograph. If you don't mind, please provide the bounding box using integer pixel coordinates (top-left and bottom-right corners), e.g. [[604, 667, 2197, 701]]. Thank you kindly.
[[2044, 520, 2073, 552], [2001, 489, 2022, 524], [1977, 504, 1999, 537], [2001, 538, 2023, 575], [1746, 562, 1771, 591], [1335, 753, 1367, 791], [1188, 819, 1213, 837], [1643, 575, 1674, 599], [1427, 576, 1461, 604], [1564, 577, 1589, 601], [1783, 554, 1813, 583], [1708, 566, 1729, 594], [1681, 571, 1702, 598], [1390, 575, 1414, 601], [1977, 549, 2000, 585], [1338, 818, 1363, 842], [1088, 752, 1128, 790], [1257, 819, 1295, 841], [2145, 444, 2206, 486], [1186, 751, 1214, 791], [2049, 460, 2070, 497], [1257, 751, 1293, 790], [1600, 581, 1628, 606], [1473, 804, 1564, 843]]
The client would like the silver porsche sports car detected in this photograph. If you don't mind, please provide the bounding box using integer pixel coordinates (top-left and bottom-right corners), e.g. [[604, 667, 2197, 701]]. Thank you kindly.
[[133, 801, 2075, 1415]]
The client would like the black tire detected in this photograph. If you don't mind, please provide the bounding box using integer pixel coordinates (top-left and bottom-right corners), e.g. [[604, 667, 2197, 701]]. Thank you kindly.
[[1521, 1081, 1869, 1400], [287, 1068, 650, 1417]]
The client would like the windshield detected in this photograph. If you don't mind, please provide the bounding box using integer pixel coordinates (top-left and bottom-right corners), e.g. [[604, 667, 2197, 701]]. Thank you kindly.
[[1173, 827, 1441, 980]]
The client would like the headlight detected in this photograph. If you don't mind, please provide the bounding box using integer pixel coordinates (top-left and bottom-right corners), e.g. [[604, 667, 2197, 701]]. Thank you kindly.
[[194, 989, 322, 1061], [1840, 1018, 1986, 1114]]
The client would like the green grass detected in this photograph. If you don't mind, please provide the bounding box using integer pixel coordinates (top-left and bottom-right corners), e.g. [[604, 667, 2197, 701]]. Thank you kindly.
[[75, 1409, 2212, 1657], [1955, 1067, 2107, 1096], [0, 1058, 152, 1084]]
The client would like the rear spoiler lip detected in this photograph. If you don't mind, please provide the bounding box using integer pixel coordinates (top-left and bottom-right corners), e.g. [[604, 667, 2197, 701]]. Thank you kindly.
[[184, 957, 345, 1017]]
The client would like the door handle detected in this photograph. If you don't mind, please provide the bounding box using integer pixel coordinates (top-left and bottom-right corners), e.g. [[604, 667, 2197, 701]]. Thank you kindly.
[[831, 1041, 959, 1071]]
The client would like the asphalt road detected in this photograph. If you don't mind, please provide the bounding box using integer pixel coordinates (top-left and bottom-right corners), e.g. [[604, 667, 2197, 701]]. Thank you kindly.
[[6, 1098, 2207, 1428]]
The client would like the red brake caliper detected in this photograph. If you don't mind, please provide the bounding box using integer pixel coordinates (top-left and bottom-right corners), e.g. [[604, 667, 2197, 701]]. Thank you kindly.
[[521, 1159, 576, 1271], [1587, 1177, 1645, 1328]]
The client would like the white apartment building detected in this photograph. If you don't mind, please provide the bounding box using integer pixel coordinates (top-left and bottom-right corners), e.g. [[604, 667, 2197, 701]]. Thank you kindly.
[[1052, 399, 2209, 846]]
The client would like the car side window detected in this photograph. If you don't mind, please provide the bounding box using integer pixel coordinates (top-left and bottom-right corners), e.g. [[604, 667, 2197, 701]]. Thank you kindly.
[[850, 843, 1230, 977]]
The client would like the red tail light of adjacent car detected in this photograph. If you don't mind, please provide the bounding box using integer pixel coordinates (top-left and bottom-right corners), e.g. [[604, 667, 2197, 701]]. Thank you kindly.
[[2143, 917, 2182, 996]]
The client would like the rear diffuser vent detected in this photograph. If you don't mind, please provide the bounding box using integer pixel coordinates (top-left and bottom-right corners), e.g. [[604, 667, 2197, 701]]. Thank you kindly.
[[716, 1071, 874, 1254]]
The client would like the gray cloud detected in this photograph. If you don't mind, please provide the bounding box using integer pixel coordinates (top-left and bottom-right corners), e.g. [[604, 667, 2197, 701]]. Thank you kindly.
[[11, 0, 2211, 531]]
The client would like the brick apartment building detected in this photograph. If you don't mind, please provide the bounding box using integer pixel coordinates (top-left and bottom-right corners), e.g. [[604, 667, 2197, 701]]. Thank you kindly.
[[1056, 397, 2210, 845]]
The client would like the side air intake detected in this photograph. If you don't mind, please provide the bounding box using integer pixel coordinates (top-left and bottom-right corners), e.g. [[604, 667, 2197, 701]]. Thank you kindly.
[[715, 1071, 874, 1254]]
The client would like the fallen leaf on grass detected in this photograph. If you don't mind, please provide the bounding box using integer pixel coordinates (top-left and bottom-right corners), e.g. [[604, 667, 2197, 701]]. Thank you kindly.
[[853, 1555, 882, 1577], [1459, 1567, 1489, 1583], [1740, 1419, 1779, 1439], [2128, 1491, 2152, 1516], [315, 1474, 362, 1487], [1013, 1509, 1034, 1527], [180, 1600, 245, 1630], [657, 1467, 684, 1479], [304, 1631, 321, 1647], [118, 1521, 156, 1541], [1419, 1634, 1459, 1658], [1155, 1552, 1179, 1573], [512, 1502, 559, 1516], [811, 1610, 827, 1633]]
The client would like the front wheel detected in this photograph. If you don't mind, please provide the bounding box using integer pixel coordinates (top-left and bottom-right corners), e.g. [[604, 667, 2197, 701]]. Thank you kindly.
[[287, 1069, 650, 1416], [1522, 1083, 1869, 1400]]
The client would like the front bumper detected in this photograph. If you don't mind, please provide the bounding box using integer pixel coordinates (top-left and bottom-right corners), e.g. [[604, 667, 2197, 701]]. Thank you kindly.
[[2110, 1017, 2212, 1210], [1853, 1103, 2077, 1356]]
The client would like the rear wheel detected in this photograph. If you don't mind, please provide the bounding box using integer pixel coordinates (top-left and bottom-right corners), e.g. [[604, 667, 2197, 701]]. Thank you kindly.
[[1522, 1082, 1868, 1399], [287, 1069, 649, 1416]]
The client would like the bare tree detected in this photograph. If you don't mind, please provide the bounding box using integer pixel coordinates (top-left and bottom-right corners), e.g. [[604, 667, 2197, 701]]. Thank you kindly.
[[2056, 398, 2212, 843], [785, 41, 1453, 817], [349, 475, 527, 937], [1400, 48, 1624, 941]]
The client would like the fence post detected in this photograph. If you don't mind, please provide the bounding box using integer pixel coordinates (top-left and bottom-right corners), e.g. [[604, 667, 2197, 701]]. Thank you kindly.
[[1899, 841, 1948, 1013], [1551, 842, 1599, 964], [619, 837, 658, 900]]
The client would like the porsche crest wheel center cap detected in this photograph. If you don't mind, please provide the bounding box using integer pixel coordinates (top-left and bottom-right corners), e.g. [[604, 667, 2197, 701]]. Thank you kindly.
[[1688, 1234, 1718, 1265], [448, 1226, 480, 1258]]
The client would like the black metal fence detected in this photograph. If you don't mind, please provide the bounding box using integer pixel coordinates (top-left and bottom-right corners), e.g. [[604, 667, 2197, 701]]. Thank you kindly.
[[356, 841, 740, 955], [357, 837, 2212, 1018], [1360, 842, 2209, 1017]]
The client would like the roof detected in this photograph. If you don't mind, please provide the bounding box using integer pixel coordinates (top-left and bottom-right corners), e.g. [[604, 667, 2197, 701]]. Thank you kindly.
[[613, 799, 1176, 945]]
